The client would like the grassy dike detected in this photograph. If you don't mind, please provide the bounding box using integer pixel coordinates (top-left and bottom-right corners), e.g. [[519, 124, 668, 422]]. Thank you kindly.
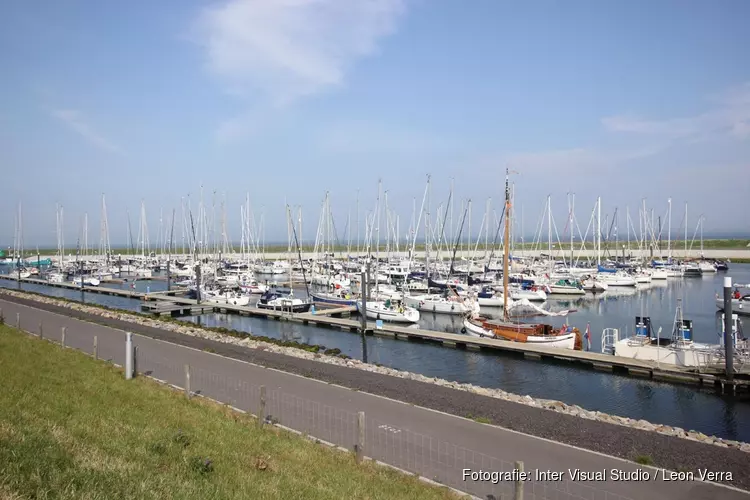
[[0, 325, 458, 500]]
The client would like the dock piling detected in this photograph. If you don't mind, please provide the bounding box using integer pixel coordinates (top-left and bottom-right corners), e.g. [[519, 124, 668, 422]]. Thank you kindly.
[[724, 276, 734, 380]]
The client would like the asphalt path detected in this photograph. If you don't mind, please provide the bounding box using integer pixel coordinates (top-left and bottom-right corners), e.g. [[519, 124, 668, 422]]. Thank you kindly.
[[0, 296, 747, 500]]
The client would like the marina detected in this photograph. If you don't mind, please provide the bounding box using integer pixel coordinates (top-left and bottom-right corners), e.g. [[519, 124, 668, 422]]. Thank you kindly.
[[2, 261, 750, 444]]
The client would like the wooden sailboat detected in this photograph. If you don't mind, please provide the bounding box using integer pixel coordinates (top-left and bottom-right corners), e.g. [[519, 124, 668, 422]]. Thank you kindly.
[[462, 170, 581, 350]]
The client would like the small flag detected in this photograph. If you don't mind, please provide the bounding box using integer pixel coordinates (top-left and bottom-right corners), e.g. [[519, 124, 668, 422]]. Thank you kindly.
[[585, 323, 591, 351]]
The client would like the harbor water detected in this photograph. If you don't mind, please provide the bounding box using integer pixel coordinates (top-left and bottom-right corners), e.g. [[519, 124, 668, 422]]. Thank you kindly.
[[1, 265, 749, 442]]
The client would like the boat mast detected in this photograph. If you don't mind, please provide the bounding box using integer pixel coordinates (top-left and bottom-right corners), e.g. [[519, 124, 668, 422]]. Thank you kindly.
[[667, 198, 672, 261], [684, 202, 688, 259], [596, 196, 601, 267], [503, 168, 511, 322]]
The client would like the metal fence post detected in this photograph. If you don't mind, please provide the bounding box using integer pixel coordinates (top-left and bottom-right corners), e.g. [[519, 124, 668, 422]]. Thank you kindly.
[[93, 336, 98, 360], [39, 322, 43, 339], [356, 411, 365, 463], [16, 312, 20, 329], [184, 364, 191, 399], [61, 327, 66, 347], [125, 332, 133, 380], [259, 386, 267, 427], [514, 461, 524, 500]]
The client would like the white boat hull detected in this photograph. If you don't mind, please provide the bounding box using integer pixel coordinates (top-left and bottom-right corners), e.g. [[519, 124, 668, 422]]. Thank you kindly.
[[356, 301, 420, 323], [716, 298, 749, 316]]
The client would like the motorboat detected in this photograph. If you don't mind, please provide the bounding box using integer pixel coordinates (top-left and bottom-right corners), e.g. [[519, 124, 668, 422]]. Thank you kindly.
[[716, 288, 750, 316], [310, 288, 358, 306], [598, 271, 637, 287], [404, 292, 480, 315], [239, 278, 268, 294], [509, 284, 548, 302], [602, 310, 747, 368], [256, 290, 311, 313], [72, 276, 101, 286], [356, 299, 420, 323], [548, 278, 585, 295], [203, 288, 251, 307], [650, 268, 668, 280], [477, 286, 505, 307], [580, 276, 608, 292]]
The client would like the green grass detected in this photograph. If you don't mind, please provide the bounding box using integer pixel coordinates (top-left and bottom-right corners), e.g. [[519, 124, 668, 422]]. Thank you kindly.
[[634, 455, 654, 466], [0, 325, 458, 500]]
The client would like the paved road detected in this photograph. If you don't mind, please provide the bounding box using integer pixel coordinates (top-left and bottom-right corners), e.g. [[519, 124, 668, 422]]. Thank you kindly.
[[1, 298, 747, 500]]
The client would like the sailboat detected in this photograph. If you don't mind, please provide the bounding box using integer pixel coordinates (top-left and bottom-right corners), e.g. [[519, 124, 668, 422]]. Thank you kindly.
[[356, 297, 420, 324], [462, 170, 580, 350]]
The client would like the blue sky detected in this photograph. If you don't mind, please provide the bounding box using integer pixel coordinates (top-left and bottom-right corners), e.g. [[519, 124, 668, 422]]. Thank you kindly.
[[1, 0, 749, 248]]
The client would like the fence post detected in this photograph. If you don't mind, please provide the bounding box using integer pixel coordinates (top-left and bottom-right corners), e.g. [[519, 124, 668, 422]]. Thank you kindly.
[[356, 411, 365, 463], [93, 335, 98, 360], [184, 364, 191, 399], [16, 312, 20, 329], [125, 332, 133, 380], [39, 322, 43, 339], [0, 307, 4, 324], [61, 327, 66, 347], [259, 385, 267, 427], [514, 461, 524, 500]]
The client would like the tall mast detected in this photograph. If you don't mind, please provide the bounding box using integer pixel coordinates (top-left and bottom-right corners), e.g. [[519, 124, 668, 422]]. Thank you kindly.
[[502, 169, 511, 321], [684, 202, 688, 258], [667, 198, 672, 260], [596, 196, 601, 267]]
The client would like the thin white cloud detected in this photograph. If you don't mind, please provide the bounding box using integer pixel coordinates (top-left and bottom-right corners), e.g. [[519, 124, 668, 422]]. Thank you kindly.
[[51, 109, 121, 153], [602, 82, 750, 141], [196, 0, 407, 103], [194, 0, 407, 139]]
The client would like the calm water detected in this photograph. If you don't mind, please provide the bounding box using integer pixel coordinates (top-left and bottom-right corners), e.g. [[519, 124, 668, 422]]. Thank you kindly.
[[2, 266, 749, 441]]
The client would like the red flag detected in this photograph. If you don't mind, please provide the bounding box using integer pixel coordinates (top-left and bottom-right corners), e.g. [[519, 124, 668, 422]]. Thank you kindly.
[[585, 323, 591, 351]]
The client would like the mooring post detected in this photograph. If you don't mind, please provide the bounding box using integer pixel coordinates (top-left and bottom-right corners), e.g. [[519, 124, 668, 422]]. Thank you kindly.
[[184, 364, 191, 399], [125, 332, 133, 380], [514, 461, 525, 500], [93, 335, 98, 360], [360, 262, 369, 363], [61, 327, 66, 347], [724, 276, 734, 381], [356, 411, 365, 463], [259, 385, 267, 427]]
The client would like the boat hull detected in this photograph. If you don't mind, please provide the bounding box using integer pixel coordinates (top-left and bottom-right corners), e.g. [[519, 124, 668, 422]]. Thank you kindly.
[[716, 298, 749, 316]]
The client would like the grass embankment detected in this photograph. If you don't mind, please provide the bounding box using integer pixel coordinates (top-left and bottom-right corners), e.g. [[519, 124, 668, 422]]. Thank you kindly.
[[0, 325, 457, 500]]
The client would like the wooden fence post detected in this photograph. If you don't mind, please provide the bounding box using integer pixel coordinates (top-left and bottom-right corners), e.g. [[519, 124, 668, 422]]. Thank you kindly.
[[39, 322, 43, 339], [16, 312, 20, 329], [61, 327, 66, 347], [93, 335, 98, 360]]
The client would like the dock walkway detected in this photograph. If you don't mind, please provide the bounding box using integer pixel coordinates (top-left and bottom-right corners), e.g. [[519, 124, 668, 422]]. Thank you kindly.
[[3, 274, 748, 391]]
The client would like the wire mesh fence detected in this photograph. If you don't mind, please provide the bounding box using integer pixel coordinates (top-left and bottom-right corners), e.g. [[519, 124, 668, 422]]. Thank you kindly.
[[4, 310, 638, 500]]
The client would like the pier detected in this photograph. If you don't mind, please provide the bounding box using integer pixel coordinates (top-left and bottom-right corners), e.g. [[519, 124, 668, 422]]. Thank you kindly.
[[3, 274, 749, 392]]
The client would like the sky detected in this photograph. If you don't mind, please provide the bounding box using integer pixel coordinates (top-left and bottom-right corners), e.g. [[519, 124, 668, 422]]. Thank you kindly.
[[1, 0, 749, 249]]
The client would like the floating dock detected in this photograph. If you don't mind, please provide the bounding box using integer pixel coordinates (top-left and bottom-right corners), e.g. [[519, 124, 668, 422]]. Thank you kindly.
[[0, 275, 147, 299], [2, 274, 748, 392]]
